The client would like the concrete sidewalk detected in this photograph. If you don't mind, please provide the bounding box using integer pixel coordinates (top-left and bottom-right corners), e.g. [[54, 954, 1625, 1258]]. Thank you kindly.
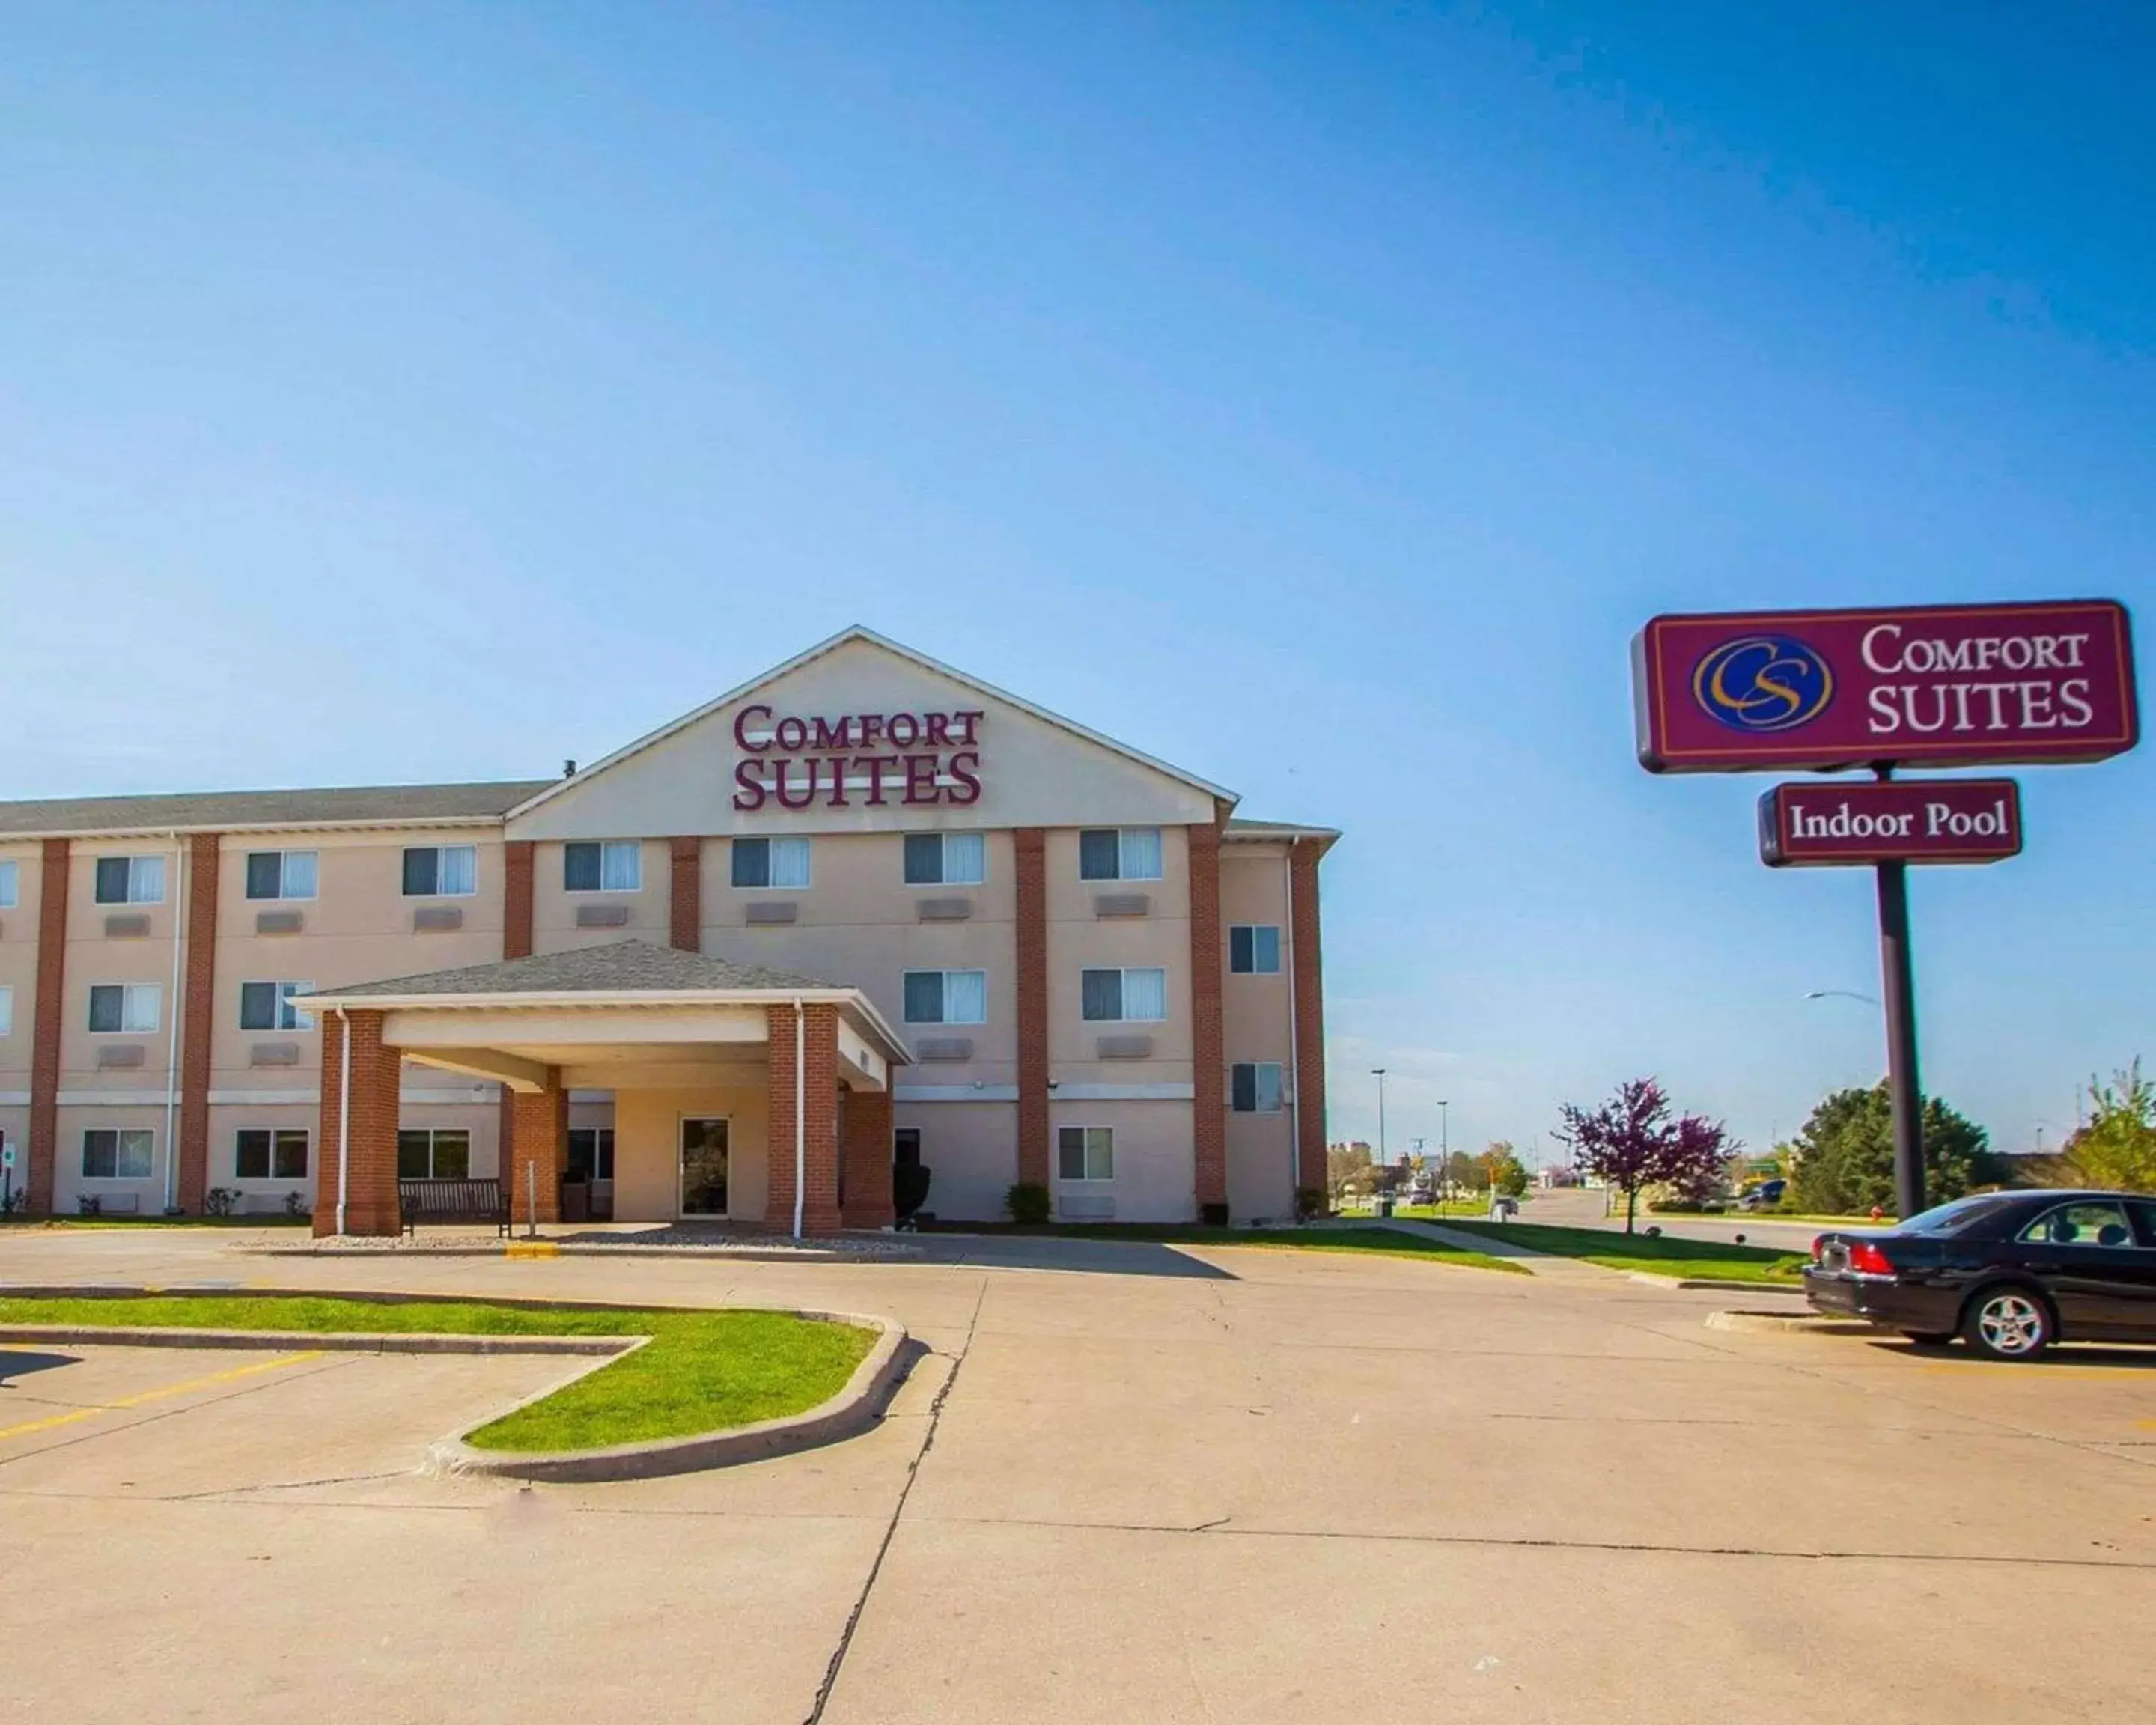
[[1376, 1214, 1621, 1277]]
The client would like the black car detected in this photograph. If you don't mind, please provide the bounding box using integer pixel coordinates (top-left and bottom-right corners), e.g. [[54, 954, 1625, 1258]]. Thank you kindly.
[[1803, 1189, 2156, 1361]]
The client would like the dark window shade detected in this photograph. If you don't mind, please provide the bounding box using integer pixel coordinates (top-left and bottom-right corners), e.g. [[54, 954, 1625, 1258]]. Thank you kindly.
[[1080, 969, 1124, 1021], [904, 833, 943, 885], [88, 986, 122, 1033], [1078, 830, 1120, 880], [1229, 926, 1254, 973], [94, 857, 130, 904], [235, 1129, 271, 1179], [239, 982, 278, 1031], [731, 838, 770, 889], [273, 1130, 308, 1179], [245, 852, 283, 900], [564, 843, 603, 892], [401, 848, 438, 896], [82, 1130, 118, 1178], [432, 1131, 470, 1178], [397, 1131, 430, 1179], [1231, 1064, 1258, 1112], [904, 972, 945, 1023]]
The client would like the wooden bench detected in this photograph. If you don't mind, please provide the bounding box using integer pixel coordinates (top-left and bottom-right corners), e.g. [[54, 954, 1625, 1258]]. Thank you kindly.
[[398, 1177, 511, 1237]]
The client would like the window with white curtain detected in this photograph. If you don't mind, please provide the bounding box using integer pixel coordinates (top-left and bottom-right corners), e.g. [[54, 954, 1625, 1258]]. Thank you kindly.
[[82, 1128, 154, 1180], [1078, 828, 1163, 881], [903, 970, 987, 1024], [402, 845, 477, 897], [904, 833, 986, 886], [88, 983, 161, 1034], [0, 985, 12, 1037], [1057, 1125, 1115, 1181], [1079, 967, 1167, 1022], [0, 860, 17, 908], [239, 981, 315, 1032], [731, 836, 811, 889], [1231, 1062, 1285, 1113], [564, 841, 642, 892], [94, 855, 165, 904], [245, 851, 318, 901]]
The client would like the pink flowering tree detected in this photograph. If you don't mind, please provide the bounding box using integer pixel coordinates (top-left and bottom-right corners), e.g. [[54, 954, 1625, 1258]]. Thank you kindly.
[[1555, 1078, 1737, 1234]]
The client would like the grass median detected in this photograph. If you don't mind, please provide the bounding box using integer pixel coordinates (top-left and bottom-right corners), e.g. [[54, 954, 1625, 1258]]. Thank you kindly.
[[0, 1294, 874, 1452], [1434, 1220, 1809, 1283], [920, 1222, 1529, 1273]]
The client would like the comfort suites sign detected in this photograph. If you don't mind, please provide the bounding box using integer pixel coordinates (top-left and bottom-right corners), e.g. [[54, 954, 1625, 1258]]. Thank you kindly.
[[1633, 600, 2137, 773], [731, 704, 985, 810]]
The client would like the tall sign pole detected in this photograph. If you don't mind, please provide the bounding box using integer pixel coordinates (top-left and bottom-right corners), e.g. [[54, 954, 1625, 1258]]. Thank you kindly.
[[1869, 766, 1926, 1214]]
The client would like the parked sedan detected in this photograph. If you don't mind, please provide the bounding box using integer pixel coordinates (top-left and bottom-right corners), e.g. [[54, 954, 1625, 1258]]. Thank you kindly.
[[1803, 1189, 2156, 1360]]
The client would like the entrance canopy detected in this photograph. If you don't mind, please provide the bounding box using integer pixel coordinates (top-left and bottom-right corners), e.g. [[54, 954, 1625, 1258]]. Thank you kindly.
[[298, 940, 909, 1095]]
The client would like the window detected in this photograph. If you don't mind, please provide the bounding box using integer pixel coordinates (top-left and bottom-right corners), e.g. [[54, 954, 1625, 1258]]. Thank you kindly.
[[397, 1128, 471, 1180], [235, 1128, 309, 1181], [401, 845, 477, 897], [1229, 925, 1282, 975], [82, 1128, 153, 1180], [0, 859, 16, 908], [904, 833, 986, 886], [567, 1128, 616, 1181], [1231, 1061, 1285, 1113], [0, 985, 10, 1038], [243, 850, 318, 900], [1078, 828, 1163, 882], [564, 842, 642, 893], [903, 970, 987, 1024], [1057, 1125, 1115, 1181], [731, 836, 811, 889], [1080, 967, 1168, 1022], [240, 981, 315, 1032], [94, 855, 165, 904], [2019, 1200, 2140, 1249], [88, 983, 160, 1034]]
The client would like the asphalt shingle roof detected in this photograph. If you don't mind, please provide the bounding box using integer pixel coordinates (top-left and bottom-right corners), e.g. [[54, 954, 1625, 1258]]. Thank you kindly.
[[0, 780, 557, 837], [302, 940, 838, 1000]]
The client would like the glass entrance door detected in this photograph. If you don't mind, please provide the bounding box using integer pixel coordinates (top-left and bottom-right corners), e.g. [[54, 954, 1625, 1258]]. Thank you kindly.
[[679, 1117, 730, 1218]]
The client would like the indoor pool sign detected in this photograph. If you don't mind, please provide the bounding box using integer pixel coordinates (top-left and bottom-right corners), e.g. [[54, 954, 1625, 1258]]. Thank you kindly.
[[1633, 600, 2137, 773]]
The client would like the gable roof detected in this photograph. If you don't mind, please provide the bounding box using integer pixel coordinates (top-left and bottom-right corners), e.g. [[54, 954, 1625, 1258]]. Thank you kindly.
[[0, 779, 555, 839], [299, 940, 839, 1000], [504, 624, 1237, 822]]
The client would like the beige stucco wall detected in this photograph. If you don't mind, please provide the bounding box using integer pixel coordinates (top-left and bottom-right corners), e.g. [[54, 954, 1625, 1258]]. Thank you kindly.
[[530, 838, 672, 953], [1044, 825, 1194, 1091], [1220, 842, 1294, 1220], [893, 1098, 1017, 1221], [1047, 1098, 1196, 1223], [613, 1079, 769, 1223], [0, 842, 45, 1089]]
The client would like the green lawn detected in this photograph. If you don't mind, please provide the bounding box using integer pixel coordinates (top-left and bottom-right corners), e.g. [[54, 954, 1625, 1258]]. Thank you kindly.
[[0, 1294, 874, 1452], [918, 1221, 1529, 1274], [1435, 1220, 1809, 1283], [0, 1216, 312, 1229]]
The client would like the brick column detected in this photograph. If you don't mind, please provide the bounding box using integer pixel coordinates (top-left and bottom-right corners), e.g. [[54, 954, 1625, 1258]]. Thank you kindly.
[[765, 1002, 842, 1235], [504, 1070, 568, 1226], [1290, 840, 1329, 1202], [313, 1009, 403, 1236], [841, 1086, 895, 1229], [1013, 827, 1050, 1187], [177, 833, 220, 1213], [26, 838, 69, 1216], [669, 836, 702, 952], [1189, 821, 1228, 1216], [499, 838, 536, 1183]]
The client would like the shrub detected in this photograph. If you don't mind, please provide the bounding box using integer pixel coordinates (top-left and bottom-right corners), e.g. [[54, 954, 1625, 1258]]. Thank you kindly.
[[1294, 1185, 1327, 1221], [76, 1194, 103, 1217], [203, 1187, 240, 1218], [1005, 1181, 1052, 1225], [893, 1163, 932, 1223], [283, 1190, 308, 1217], [1199, 1201, 1229, 1227]]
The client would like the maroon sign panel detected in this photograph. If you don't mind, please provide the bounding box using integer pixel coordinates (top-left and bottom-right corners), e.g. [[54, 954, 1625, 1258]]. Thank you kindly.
[[1758, 779, 2023, 868], [1634, 600, 2137, 773]]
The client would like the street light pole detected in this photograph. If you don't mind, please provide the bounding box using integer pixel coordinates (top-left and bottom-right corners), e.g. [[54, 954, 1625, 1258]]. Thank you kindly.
[[1371, 1069, 1388, 1163], [1437, 1098, 1449, 1199]]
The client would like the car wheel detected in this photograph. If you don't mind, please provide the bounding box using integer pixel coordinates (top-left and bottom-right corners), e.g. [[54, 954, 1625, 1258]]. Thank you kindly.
[[1899, 1330, 1955, 1348], [1961, 1286, 2053, 1362]]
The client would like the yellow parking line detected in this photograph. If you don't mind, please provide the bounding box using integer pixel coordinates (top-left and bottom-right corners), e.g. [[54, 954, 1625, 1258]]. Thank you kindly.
[[0, 1351, 325, 1443], [505, 1241, 559, 1260]]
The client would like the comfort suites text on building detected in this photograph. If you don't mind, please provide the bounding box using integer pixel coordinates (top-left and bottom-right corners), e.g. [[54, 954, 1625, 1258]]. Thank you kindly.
[[0, 629, 1335, 1235]]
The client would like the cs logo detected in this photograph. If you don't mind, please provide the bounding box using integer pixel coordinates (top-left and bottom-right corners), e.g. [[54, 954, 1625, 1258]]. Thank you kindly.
[[1692, 635, 1833, 733]]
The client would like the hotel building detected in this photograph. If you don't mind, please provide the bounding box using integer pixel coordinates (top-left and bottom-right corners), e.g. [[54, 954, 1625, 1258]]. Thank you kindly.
[[0, 629, 1335, 1233]]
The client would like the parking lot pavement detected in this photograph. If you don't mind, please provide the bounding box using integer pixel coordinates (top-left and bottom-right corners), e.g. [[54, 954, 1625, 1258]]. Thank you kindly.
[[1, 1224, 2152, 1724]]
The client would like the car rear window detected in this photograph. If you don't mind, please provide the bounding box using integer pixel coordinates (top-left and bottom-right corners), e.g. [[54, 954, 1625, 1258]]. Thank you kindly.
[[1898, 1194, 2021, 1235]]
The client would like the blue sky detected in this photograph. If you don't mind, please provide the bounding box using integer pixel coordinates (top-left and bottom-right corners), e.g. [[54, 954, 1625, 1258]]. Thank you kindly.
[[4, 3, 2150, 1165]]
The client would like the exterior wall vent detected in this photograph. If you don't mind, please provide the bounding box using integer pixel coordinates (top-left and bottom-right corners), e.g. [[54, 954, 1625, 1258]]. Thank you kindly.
[[249, 1042, 302, 1068], [916, 1037, 975, 1062], [255, 910, 304, 935], [745, 901, 798, 926], [1057, 1193, 1116, 1220], [1092, 893, 1150, 919], [1094, 1035, 1154, 1060], [412, 906, 463, 932], [916, 898, 974, 922], [575, 904, 632, 928], [96, 1043, 147, 1069], [104, 913, 152, 938]]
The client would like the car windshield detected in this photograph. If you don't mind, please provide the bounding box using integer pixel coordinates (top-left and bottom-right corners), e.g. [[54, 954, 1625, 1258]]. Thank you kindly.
[[1897, 1194, 2021, 1235]]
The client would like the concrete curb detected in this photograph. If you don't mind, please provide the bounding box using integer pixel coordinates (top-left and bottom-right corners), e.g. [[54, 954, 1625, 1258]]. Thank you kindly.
[[1629, 1273, 1809, 1293], [1705, 1309, 1877, 1336], [424, 1311, 913, 1483], [0, 1324, 636, 1357], [254, 1243, 918, 1262]]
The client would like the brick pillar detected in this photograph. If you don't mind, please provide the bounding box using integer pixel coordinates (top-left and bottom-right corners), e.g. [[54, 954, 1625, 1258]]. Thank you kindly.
[[1289, 840, 1329, 1202], [313, 1010, 403, 1236], [26, 838, 68, 1215], [1013, 827, 1050, 1187], [499, 838, 536, 1188], [841, 1086, 895, 1229], [669, 836, 702, 951], [177, 833, 220, 1213], [505, 1070, 569, 1226], [1189, 821, 1228, 1216], [766, 1002, 842, 1235]]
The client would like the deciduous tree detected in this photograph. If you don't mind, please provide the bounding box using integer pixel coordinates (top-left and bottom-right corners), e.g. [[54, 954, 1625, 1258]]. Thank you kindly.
[[1788, 1083, 1999, 1216], [1556, 1078, 1735, 1234], [2059, 1061, 2156, 1193]]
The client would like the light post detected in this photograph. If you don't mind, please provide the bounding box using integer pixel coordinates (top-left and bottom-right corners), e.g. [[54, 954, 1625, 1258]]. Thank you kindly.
[[1437, 1098, 1450, 1202], [1803, 988, 1881, 1007], [1371, 1069, 1388, 1165]]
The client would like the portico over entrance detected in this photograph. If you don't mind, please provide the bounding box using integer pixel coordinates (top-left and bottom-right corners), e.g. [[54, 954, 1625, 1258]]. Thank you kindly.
[[296, 942, 910, 1238]]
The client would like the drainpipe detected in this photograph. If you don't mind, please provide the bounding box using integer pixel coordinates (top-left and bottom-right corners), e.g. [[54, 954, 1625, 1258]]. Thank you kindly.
[[1282, 845, 1299, 1206], [162, 831, 186, 1214], [335, 1008, 352, 1236], [793, 1000, 806, 1240]]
